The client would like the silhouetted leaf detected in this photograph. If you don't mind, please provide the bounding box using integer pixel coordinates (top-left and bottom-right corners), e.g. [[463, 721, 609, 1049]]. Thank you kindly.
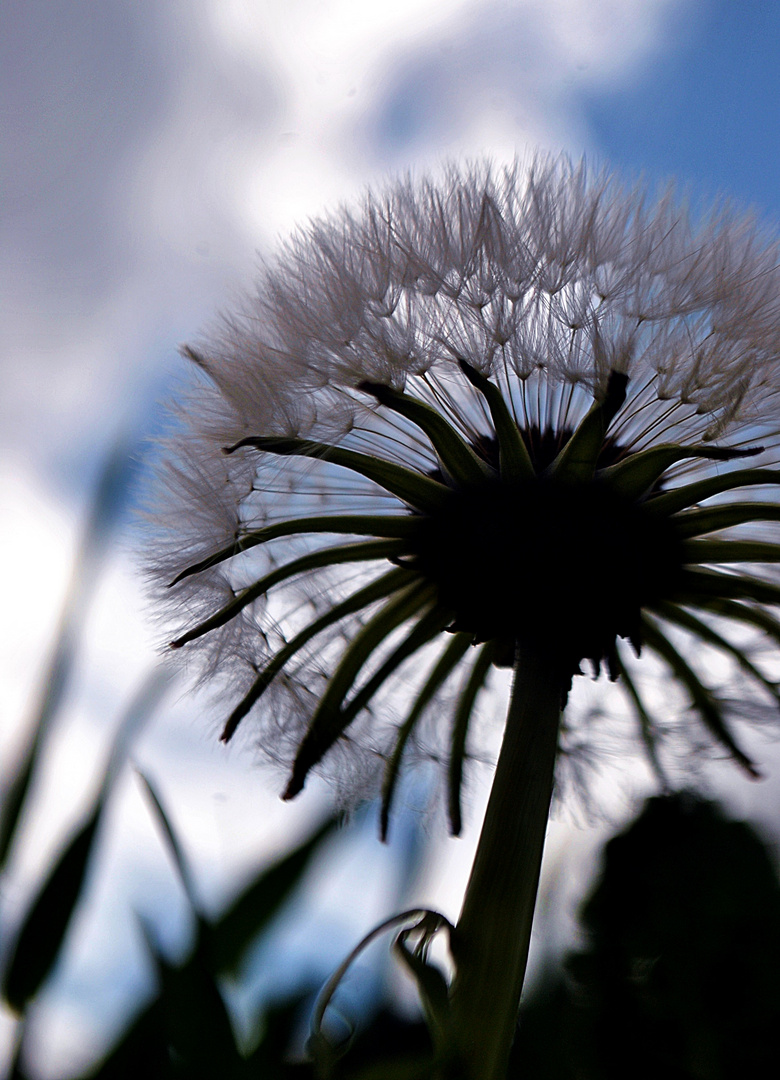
[[2, 670, 171, 1014], [2, 802, 103, 1013], [141, 923, 243, 1078], [80, 1000, 168, 1079], [392, 913, 455, 1075], [136, 772, 200, 913], [242, 991, 314, 1077], [212, 816, 338, 979], [0, 443, 133, 870]]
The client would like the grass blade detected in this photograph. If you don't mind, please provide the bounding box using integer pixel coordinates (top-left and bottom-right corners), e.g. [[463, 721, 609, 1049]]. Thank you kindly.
[[211, 816, 338, 978]]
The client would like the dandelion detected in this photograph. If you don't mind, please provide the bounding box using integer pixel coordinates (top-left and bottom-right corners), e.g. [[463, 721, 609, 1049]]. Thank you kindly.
[[150, 156, 780, 1079]]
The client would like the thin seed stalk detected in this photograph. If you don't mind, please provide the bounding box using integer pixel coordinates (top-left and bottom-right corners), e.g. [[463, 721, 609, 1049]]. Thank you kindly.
[[449, 648, 563, 1080]]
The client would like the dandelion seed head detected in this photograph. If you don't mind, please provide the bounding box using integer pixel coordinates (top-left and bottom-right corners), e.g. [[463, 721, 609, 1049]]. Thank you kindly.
[[148, 154, 780, 828]]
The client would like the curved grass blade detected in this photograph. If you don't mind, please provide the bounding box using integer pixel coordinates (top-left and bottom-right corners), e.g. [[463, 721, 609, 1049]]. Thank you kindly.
[[136, 776, 237, 1069], [613, 652, 668, 787], [1, 670, 168, 1014], [2, 803, 103, 1013], [136, 771, 200, 914], [212, 816, 338, 978], [171, 538, 407, 648], [681, 539, 780, 565], [283, 583, 434, 799], [221, 568, 410, 742], [0, 444, 133, 871], [448, 643, 497, 836], [655, 601, 779, 703], [671, 502, 780, 540], [169, 513, 417, 586], [381, 633, 473, 841], [225, 436, 451, 512], [644, 468, 780, 517], [601, 443, 763, 500], [139, 922, 242, 1076], [132, 797, 337, 1064], [360, 381, 491, 485], [310, 908, 452, 1072], [458, 360, 535, 481], [549, 370, 627, 483], [393, 913, 455, 1065], [641, 615, 761, 779], [0, 654, 74, 874]]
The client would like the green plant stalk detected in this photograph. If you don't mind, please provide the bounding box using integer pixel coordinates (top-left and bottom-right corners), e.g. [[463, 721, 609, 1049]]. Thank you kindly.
[[449, 649, 563, 1080]]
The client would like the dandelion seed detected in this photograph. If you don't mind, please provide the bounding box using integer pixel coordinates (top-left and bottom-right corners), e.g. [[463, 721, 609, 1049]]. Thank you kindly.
[[148, 155, 780, 1080]]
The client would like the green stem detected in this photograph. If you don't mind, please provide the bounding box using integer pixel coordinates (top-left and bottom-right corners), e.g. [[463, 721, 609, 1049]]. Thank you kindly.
[[448, 649, 563, 1080]]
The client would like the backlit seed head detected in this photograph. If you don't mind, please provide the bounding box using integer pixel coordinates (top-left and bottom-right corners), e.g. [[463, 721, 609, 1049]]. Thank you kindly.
[[147, 154, 780, 830]]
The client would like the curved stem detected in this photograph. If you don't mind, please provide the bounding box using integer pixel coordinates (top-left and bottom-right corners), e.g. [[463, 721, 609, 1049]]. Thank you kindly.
[[449, 649, 563, 1080]]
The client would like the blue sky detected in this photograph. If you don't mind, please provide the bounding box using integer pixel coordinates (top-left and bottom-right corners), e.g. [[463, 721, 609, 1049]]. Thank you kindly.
[[584, 1, 780, 215], [4, 1, 780, 1074]]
